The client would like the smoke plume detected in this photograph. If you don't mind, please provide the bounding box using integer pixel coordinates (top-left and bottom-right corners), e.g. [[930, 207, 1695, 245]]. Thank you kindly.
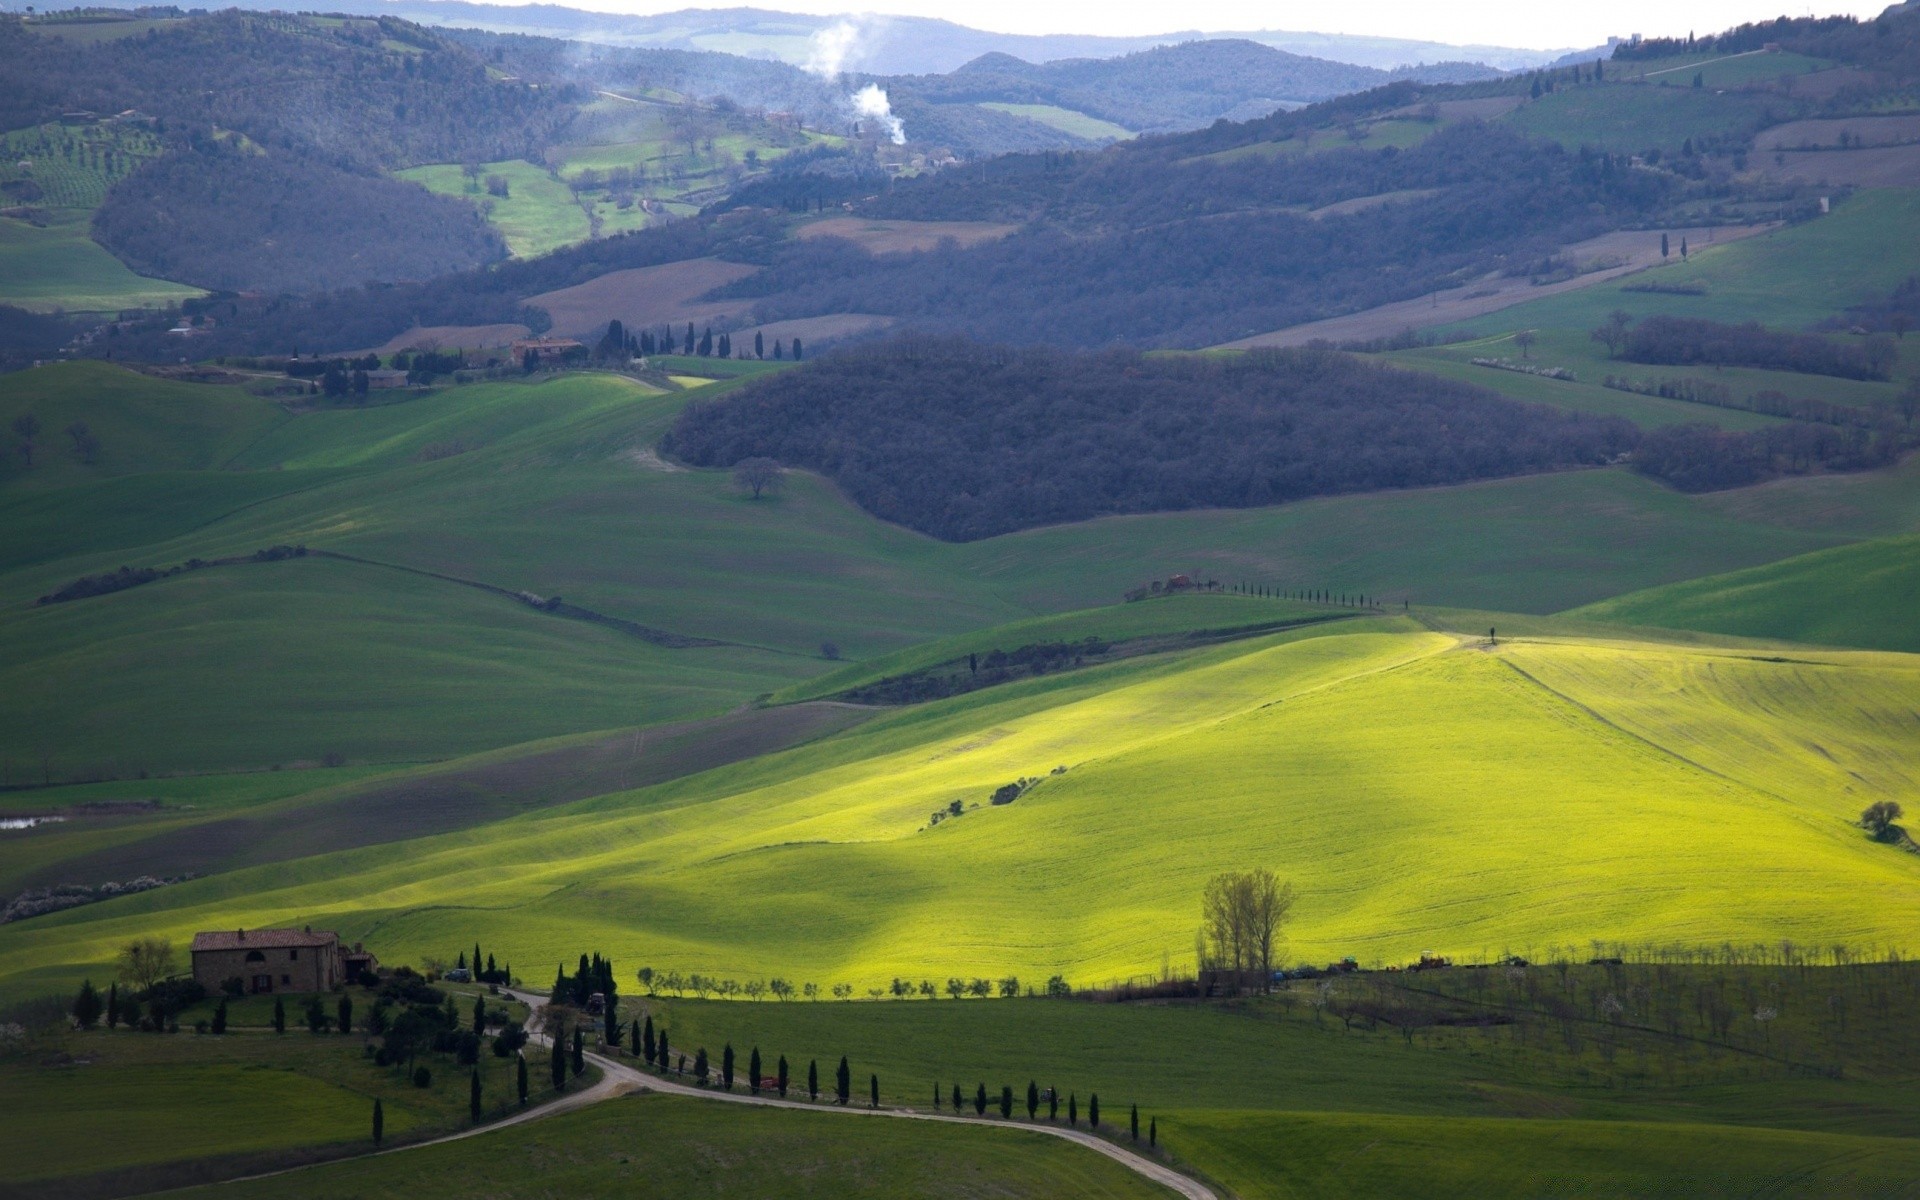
[[803, 19, 907, 146]]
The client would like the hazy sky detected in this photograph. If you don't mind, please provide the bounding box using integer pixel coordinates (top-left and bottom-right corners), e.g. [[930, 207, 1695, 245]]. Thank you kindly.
[[577, 0, 1895, 49]]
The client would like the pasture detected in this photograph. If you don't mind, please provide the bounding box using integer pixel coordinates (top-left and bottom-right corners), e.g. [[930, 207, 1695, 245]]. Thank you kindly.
[[1569, 533, 1920, 651], [183, 1092, 1172, 1199], [0, 214, 201, 312], [1501, 83, 1779, 154], [397, 160, 589, 259], [5, 618, 1917, 1004], [1, 1018, 538, 1192], [978, 102, 1135, 140]]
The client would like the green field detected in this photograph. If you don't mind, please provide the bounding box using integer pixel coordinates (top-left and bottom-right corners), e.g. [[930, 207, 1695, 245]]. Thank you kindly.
[[0, 214, 202, 312], [2, 1017, 545, 1191], [6, 615, 1916, 1004], [397, 160, 589, 259], [1446, 188, 1920, 337], [1612, 49, 1834, 88], [1502, 83, 1780, 154], [186, 1091, 1171, 1199], [979, 102, 1136, 141], [3, 358, 1918, 787], [1569, 532, 1920, 651]]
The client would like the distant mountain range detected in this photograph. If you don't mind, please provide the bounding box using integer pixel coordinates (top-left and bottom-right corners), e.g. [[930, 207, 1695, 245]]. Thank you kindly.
[[0, 1, 1578, 73]]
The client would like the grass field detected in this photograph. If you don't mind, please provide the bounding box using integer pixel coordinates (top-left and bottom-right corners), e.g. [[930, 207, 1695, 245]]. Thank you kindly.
[[0, 213, 202, 312], [3, 359, 1917, 786], [979, 102, 1136, 140], [1, 1018, 541, 1190], [184, 1091, 1172, 1199], [397, 160, 589, 259], [1611, 49, 1834, 88], [1502, 83, 1779, 155], [6, 617, 1916, 1003], [1568, 532, 1920, 651], [1440, 188, 1920, 337]]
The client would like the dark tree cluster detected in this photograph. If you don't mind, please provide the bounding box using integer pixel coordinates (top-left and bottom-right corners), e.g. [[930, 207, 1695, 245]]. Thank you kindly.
[[664, 338, 1638, 541], [715, 124, 1673, 348], [92, 142, 506, 294], [0, 13, 572, 170], [1629, 420, 1902, 492], [835, 638, 1114, 705], [1621, 316, 1895, 381], [1609, 8, 1920, 76]]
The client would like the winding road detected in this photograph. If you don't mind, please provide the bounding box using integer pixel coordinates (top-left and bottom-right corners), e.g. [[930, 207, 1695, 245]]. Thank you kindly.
[[509, 989, 1218, 1200]]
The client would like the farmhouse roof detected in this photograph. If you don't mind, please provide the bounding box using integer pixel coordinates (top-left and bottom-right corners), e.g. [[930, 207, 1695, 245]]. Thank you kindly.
[[191, 928, 338, 952]]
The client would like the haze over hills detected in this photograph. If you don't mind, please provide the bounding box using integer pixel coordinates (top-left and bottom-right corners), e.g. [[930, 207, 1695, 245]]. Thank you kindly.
[[0, 0, 1582, 72]]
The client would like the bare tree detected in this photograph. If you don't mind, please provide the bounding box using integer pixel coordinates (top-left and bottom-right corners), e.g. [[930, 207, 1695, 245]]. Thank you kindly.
[[732, 457, 785, 500], [1590, 310, 1634, 358], [117, 936, 175, 992], [1513, 329, 1536, 359], [1199, 869, 1295, 989]]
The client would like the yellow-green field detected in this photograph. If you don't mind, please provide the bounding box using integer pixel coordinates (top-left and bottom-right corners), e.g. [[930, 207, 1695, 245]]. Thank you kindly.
[[978, 103, 1135, 141], [5, 618, 1915, 999]]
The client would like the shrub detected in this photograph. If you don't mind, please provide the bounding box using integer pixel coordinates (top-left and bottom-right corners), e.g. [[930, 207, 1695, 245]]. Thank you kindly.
[[413, 1065, 432, 1087]]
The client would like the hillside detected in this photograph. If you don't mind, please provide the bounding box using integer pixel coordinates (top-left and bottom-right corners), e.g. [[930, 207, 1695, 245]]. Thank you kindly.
[[4, 613, 1917, 999]]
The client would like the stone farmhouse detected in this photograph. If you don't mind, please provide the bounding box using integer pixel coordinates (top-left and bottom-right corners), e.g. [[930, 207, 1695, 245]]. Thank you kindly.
[[191, 927, 342, 994]]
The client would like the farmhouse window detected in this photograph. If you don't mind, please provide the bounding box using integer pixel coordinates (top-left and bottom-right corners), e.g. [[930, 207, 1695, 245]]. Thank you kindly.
[[289, 948, 298, 960], [281, 974, 291, 985]]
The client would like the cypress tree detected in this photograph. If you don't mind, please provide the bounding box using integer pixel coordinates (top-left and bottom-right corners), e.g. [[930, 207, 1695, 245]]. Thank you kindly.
[[469, 1068, 482, 1123], [694, 1047, 708, 1082], [473, 942, 482, 976], [933, 1083, 942, 1109], [472, 993, 486, 1034], [754, 331, 764, 359], [999, 1085, 1013, 1118], [953, 1083, 963, 1111], [72, 979, 102, 1029], [212, 998, 228, 1034], [658, 1029, 670, 1071], [1131, 1104, 1139, 1141], [604, 995, 619, 1046], [1068, 1093, 1077, 1125], [1150, 1117, 1157, 1147], [723, 1043, 736, 1090], [643, 1015, 656, 1064], [793, 338, 803, 361], [518, 1053, 529, 1106], [808, 1059, 819, 1101], [572, 1028, 585, 1076], [630, 1018, 641, 1058], [1027, 1080, 1039, 1119], [272, 997, 286, 1034], [778, 1054, 790, 1097], [750, 1047, 762, 1094], [974, 1083, 987, 1115], [871, 1073, 880, 1108], [550, 1025, 567, 1090], [107, 983, 119, 1029], [372, 1098, 384, 1144], [1661, 233, 1671, 259], [836, 1056, 850, 1105], [1090, 1094, 1100, 1128], [338, 994, 353, 1035], [457, 950, 467, 970], [1048, 1088, 1058, 1121]]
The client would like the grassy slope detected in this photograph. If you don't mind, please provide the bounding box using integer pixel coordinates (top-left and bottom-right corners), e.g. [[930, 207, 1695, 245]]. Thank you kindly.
[[0, 213, 202, 312], [185, 1092, 1170, 1200], [979, 102, 1135, 140], [1502, 82, 1778, 154], [3, 360, 1918, 782], [1441, 188, 1920, 336], [396, 160, 588, 259], [6, 621, 1916, 1000], [1567, 532, 1920, 651], [2, 1022, 533, 1187]]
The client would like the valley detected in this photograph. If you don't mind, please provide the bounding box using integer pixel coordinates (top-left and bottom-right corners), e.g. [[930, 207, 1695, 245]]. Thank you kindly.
[[0, 2, 1917, 1197]]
